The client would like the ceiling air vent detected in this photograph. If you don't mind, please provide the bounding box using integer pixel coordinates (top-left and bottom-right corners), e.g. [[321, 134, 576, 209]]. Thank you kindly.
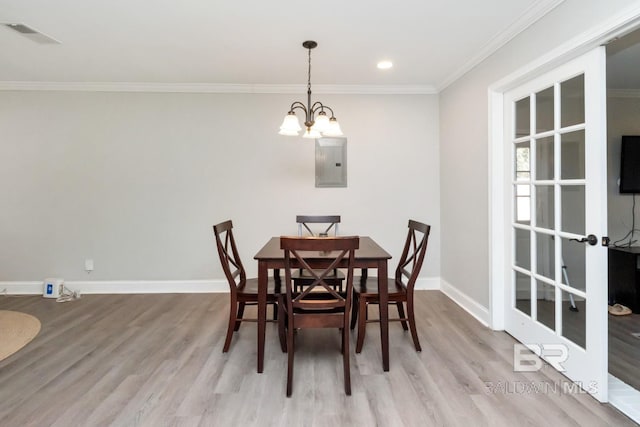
[[4, 23, 60, 44]]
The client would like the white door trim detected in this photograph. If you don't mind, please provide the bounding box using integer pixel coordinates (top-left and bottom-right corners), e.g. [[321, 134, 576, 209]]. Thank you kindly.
[[488, 4, 640, 332]]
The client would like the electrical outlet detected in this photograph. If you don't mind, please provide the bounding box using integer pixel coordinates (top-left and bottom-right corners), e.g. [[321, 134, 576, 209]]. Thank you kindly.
[[85, 259, 94, 272]]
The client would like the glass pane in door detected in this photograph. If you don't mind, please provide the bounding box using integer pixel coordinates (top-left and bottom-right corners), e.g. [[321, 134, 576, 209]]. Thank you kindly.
[[536, 232, 554, 279], [536, 280, 555, 331], [535, 185, 554, 229], [515, 228, 531, 270], [561, 290, 586, 349], [515, 141, 530, 180], [536, 136, 554, 180], [515, 97, 530, 137], [515, 185, 531, 224], [561, 237, 586, 292], [561, 130, 585, 179], [515, 271, 531, 316], [561, 185, 585, 235], [561, 75, 585, 127], [536, 87, 554, 133]]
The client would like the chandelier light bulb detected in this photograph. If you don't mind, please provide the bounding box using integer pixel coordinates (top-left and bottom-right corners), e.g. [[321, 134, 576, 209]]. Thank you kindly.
[[322, 117, 344, 137], [279, 112, 302, 135], [303, 128, 322, 139], [312, 111, 330, 133]]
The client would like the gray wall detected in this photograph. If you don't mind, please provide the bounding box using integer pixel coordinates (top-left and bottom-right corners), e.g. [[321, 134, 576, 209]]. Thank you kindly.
[[439, 0, 638, 308], [608, 95, 640, 244], [0, 91, 440, 282]]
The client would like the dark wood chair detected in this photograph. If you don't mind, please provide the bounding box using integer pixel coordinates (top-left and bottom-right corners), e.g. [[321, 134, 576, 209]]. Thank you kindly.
[[213, 220, 280, 353], [293, 215, 345, 292], [350, 220, 430, 353], [296, 215, 341, 237], [278, 236, 359, 397]]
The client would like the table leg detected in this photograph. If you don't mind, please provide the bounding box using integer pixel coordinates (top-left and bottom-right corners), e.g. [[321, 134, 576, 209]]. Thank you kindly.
[[257, 261, 267, 373], [378, 260, 389, 371]]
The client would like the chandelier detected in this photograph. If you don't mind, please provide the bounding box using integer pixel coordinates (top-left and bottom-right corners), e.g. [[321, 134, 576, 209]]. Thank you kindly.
[[279, 41, 343, 139]]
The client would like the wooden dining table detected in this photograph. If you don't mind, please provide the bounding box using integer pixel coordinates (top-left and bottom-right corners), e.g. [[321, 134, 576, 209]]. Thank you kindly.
[[254, 236, 392, 373]]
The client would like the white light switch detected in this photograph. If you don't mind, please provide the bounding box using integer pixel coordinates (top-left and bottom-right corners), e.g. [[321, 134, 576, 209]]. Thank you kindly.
[[85, 259, 94, 272]]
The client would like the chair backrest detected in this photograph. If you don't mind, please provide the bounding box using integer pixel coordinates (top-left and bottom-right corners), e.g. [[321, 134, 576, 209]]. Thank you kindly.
[[395, 220, 431, 293], [281, 236, 359, 312], [296, 215, 341, 237], [213, 220, 246, 293]]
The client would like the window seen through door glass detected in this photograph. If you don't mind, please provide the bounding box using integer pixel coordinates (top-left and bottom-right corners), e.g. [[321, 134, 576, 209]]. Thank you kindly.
[[515, 143, 530, 180], [515, 143, 531, 223]]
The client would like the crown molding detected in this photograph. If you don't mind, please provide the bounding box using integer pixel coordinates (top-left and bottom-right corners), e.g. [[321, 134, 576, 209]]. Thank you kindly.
[[437, 0, 565, 91], [0, 81, 437, 95], [608, 89, 640, 98]]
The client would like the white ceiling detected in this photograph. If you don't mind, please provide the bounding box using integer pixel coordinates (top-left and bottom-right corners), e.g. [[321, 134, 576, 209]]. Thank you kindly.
[[0, 0, 562, 92]]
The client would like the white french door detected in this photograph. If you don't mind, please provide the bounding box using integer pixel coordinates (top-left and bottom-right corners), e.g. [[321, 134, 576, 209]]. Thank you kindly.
[[503, 47, 608, 402]]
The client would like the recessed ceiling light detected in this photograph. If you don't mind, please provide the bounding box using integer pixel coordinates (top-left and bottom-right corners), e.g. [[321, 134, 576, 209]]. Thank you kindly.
[[377, 61, 393, 70]]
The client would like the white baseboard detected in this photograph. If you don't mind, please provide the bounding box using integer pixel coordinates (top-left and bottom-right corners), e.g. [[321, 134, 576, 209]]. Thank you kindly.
[[0, 276, 442, 296], [414, 277, 441, 290], [0, 280, 229, 295], [0, 281, 43, 294], [440, 279, 491, 327], [1, 277, 442, 295]]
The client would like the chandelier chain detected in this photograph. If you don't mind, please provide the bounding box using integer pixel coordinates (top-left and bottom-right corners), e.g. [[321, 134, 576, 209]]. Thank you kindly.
[[307, 47, 312, 94]]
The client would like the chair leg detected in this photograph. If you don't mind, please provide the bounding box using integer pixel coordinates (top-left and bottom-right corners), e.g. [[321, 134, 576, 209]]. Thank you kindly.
[[272, 301, 278, 321], [234, 302, 245, 331], [286, 320, 295, 397], [397, 302, 409, 331], [350, 292, 359, 330], [278, 297, 287, 353], [356, 297, 367, 353], [343, 318, 351, 395], [223, 295, 237, 353], [407, 295, 422, 352]]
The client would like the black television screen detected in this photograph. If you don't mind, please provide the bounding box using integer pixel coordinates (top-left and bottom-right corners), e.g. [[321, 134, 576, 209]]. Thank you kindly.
[[620, 135, 640, 193]]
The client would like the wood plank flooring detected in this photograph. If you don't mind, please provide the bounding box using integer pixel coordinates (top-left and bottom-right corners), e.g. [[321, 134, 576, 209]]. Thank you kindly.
[[609, 312, 640, 390], [0, 291, 635, 426]]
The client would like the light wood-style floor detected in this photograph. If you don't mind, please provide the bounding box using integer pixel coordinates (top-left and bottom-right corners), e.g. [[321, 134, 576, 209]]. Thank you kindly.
[[609, 312, 640, 391], [0, 291, 635, 426]]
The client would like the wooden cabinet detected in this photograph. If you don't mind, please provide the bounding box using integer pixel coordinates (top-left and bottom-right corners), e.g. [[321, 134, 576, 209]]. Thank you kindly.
[[608, 246, 640, 313]]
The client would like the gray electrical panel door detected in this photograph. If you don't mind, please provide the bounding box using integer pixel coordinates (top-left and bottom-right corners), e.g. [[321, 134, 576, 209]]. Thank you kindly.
[[315, 137, 347, 188]]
